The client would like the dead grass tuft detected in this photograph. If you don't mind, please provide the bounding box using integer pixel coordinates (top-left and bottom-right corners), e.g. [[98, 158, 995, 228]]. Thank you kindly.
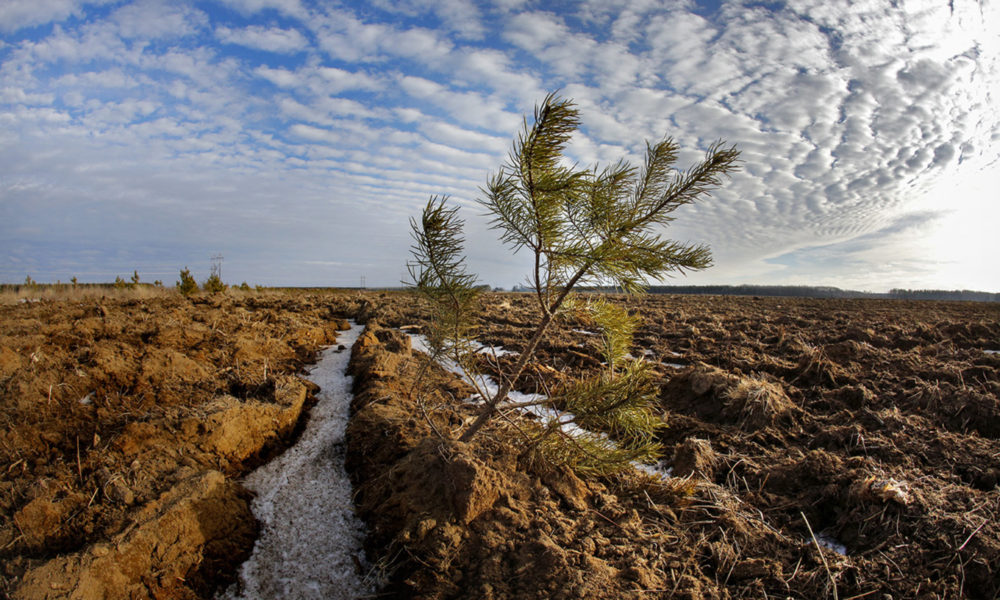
[[724, 377, 796, 430]]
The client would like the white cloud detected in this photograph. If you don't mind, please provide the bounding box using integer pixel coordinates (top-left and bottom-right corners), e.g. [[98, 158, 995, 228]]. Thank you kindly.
[[279, 96, 380, 124], [370, 0, 486, 40], [17, 21, 133, 63], [416, 120, 507, 152], [390, 27, 453, 61], [0, 87, 55, 105], [254, 66, 302, 88], [253, 65, 384, 101], [54, 68, 138, 89], [314, 66, 381, 92], [113, 0, 207, 40], [216, 25, 308, 53], [216, 0, 307, 19], [310, 9, 389, 62], [398, 75, 520, 132], [449, 49, 542, 102], [505, 11, 646, 95], [0, 0, 115, 33]]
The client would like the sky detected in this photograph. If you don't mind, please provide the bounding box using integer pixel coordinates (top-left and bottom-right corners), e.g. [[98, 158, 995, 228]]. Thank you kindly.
[[1, 0, 998, 291]]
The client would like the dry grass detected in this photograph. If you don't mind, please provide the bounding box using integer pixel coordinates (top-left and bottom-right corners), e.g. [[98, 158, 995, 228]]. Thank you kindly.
[[724, 377, 796, 429], [0, 284, 271, 306], [0, 284, 168, 305]]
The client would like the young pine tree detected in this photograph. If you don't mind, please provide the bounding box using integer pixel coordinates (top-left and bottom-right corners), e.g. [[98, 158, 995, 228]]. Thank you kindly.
[[177, 267, 198, 296], [408, 93, 739, 473], [203, 273, 227, 295]]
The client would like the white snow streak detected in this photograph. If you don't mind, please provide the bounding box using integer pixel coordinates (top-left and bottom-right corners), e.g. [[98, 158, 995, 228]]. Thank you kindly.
[[220, 321, 373, 600], [405, 331, 672, 477], [816, 532, 848, 556]]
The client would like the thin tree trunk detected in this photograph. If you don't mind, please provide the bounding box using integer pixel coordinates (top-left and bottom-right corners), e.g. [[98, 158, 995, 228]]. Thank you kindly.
[[458, 265, 590, 442], [458, 310, 554, 441]]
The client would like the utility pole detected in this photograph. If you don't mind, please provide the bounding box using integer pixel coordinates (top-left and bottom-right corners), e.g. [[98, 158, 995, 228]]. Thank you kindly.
[[210, 254, 224, 280]]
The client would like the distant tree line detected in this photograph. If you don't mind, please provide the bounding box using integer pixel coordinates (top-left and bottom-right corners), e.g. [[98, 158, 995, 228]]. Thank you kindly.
[[887, 288, 1000, 303], [563, 284, 1000, 303]]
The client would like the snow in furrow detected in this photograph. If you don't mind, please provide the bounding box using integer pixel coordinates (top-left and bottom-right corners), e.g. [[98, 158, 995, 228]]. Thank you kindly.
[[408, 331, 854, 555], [405, 332, 668, 472], [220, 321, 372, 600]]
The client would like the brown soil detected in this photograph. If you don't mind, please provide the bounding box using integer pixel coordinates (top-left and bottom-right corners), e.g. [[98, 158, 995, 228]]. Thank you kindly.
[[0, 291, 365, 598], [346, 322, 699, 599], [3, 290, 999, 599], [359, 292, 1000, 599]]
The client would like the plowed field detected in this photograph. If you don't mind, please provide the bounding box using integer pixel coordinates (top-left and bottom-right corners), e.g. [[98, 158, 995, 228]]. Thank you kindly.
[[2, 290, 998, 598]]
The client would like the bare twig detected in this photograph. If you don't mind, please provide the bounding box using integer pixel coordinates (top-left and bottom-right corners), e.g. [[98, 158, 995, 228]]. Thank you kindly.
[[843, 591, 879, 600], [801, 511, 838, 600], [409, 351, 448, 441], [76, 435, 83, 484], [957, 520, 987, 552]]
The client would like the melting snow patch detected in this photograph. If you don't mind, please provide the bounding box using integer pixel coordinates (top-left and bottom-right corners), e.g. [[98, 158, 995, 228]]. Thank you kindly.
[[474, 341, 518, 357], [405, 331, 673, 480], [406, 334, 496, 396], [639, 349, 686, 370], [816, 532, 848, 556], [634, 461, 673, 478], [985, 350, 999, 355], [219, 322, 373, 600], [572, 329, 599, 336]]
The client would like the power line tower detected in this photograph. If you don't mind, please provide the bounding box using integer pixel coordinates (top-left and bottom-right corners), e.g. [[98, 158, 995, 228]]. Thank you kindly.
[[360, 275, 366, 289], [210, 254, 224, 280]]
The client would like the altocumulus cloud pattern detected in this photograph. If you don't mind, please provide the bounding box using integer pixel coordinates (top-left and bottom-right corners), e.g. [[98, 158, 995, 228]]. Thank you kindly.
[[0, 0, 997, 291]]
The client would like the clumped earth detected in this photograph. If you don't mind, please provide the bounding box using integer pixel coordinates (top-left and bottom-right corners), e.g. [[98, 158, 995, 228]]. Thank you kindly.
[[0, 291, 364, 598], [361, 292, 1000, 599], [2, 290, 998, 598]]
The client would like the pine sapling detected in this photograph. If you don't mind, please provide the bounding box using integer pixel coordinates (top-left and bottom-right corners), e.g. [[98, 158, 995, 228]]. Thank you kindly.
[[408, 93, 739, 474]]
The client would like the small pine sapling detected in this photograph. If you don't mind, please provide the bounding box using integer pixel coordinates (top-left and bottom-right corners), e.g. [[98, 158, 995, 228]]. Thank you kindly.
[[407, 196, 483, 386], [203, 273, 227, 294], [177, 267, 198, 296], [408, 93, 739, 474]]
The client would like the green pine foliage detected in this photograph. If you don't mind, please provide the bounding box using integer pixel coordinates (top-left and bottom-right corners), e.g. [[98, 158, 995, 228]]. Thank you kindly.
[[407, 196, 484, 385], [203, 273, 227, 294], [408, 93, 739, 475], [177, 267, 198, 296], [539, 300, 664, 474]]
